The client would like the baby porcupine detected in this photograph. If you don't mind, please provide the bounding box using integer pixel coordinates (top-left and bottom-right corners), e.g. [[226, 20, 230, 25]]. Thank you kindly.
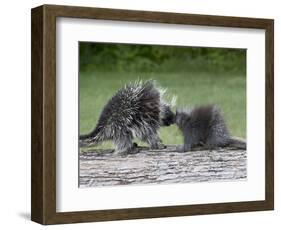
[[175, 105, 246, 152], [80, 80, 175, 154]]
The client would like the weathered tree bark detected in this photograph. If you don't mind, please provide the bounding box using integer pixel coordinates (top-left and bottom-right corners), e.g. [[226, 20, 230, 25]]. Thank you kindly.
[[79, 145, 246, 188]]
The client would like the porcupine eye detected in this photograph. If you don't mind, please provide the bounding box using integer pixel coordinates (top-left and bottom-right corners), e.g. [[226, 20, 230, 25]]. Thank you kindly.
[[146, 102, 157, 109]]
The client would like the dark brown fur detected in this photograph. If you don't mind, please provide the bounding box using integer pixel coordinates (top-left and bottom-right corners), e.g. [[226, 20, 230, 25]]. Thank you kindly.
[[80, 80, 174, 154], [175, 105, 246, 152]]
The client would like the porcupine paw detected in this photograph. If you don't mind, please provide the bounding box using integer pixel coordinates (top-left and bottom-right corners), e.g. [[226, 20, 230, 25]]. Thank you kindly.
[[150, 142, 166, 150], [114, 146, 139, 155], [157, 143, 167, 149], [129, 146, 140, 154]]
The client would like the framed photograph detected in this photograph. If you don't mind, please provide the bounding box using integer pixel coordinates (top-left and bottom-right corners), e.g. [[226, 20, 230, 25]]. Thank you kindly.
[[31, 4, 274, 225]]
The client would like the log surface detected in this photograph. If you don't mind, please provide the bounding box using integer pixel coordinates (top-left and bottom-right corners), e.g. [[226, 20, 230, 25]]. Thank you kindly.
[[79, 145, 246, 188]]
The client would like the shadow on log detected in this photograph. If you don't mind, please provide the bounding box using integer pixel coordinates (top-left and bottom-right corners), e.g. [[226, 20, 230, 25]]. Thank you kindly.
[[79, 145, 246, 188]]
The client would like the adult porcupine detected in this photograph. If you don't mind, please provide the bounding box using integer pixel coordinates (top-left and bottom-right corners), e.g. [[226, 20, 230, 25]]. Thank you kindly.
[[175, 105, 246, 152], [80, 80, 175, 154]]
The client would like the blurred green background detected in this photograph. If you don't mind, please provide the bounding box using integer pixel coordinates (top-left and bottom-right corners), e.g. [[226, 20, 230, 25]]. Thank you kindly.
[[79, 42, 246, 150]]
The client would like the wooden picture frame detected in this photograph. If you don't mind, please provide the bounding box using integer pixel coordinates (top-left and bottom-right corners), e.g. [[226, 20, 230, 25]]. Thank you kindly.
[[31, 4, 274, 225]]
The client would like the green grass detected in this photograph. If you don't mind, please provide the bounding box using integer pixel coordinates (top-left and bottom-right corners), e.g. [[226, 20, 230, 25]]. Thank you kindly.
[[80, 71, 246, 149]]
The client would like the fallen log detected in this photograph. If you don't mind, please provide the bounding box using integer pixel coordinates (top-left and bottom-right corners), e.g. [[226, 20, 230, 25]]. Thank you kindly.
[[79, 145, 246, 188]]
